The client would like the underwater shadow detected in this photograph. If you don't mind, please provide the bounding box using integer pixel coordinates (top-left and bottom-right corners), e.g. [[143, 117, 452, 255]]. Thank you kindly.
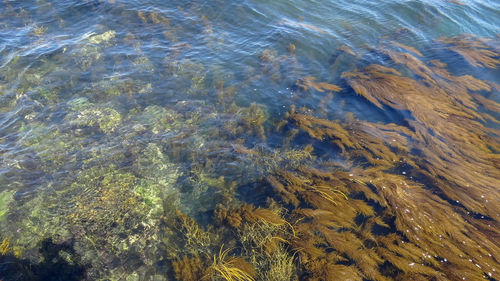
[[0, 238, 88, 281]]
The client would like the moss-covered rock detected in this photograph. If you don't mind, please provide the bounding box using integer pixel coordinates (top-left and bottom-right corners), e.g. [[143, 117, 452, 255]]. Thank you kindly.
[[67, 97, 91, 111], [137, 105, 180, 134], [71, 30, 116, 70], [88, 30, 116, 45], [69, 107, 122, 134], [0, 190, 14, 222]]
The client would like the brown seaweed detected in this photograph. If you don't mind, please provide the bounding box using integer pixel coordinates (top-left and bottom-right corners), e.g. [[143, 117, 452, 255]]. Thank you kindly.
[[341, 49, 500, 221], [260, 39, 500, 279], [206, 246, 256, 281], [438, 34, 500, 69], [260, 38, 500, 278], [173, 256, 205, 281], [296, 77, 341, 93], [389, 41, 423, 57]]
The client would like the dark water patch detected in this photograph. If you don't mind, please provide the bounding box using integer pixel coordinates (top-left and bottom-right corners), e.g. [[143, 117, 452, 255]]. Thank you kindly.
[[0, 238, 88, 281]]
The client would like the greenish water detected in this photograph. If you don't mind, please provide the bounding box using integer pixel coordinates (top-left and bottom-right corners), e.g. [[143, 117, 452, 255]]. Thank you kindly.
[[0, 1, 499, 280]]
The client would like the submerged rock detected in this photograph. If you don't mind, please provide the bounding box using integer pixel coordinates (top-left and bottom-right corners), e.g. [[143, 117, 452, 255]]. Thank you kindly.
[[69, 107, 122, 134], [137, 105, 180, 134], [88, 30, 116, 45], [71, 30, 116, 70]]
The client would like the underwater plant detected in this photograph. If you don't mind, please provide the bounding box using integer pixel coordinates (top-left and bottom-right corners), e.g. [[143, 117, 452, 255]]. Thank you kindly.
[[438, 34, 499, 69], [296, 77, 341, 93], [68, 106, 122, 134], [0, 238, 9, 255], [1, 3, 499, 280], [0, 190, 14, 222], [205, 245, 256, 281], [173, 255, 205, 281], [262, 38, 500, 280], [341, 46, 500, 221]]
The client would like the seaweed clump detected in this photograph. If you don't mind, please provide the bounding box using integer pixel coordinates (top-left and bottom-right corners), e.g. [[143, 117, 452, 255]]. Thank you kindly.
[[341, 48, 500, 221], [296, 77, 341, 93], [251, 37, 500, 280], [205, 245, 256, 281], [438, 34, 500, 69], [161, 204, 284, 281], [213, 203, 298, 281]]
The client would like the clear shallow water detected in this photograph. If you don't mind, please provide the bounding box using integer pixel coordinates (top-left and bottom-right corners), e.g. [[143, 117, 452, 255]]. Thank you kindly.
[[0, 1, 499, 280]]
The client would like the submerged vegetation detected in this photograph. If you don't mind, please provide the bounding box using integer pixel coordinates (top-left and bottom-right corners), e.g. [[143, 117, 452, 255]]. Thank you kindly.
[[0, 1, 499, 280]]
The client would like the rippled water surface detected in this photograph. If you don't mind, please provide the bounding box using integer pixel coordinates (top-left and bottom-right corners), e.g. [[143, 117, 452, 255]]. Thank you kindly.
[[0, 1, 499, 280]]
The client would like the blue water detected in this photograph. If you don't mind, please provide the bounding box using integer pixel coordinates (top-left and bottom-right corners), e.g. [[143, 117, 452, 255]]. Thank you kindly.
[[0, 0, 499, 280]]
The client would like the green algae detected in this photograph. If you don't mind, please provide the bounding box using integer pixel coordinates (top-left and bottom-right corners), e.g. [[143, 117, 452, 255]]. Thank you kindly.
[[134, 143, 180, 213], [0, 190, 14, 222], [6, 159, 180, 279], [72, 43, 102, 70], [71, 31, 116, 71], [137, 105, 181, 134], [21, 125, 78, 172], [88, 30, 116, 45], [69, 107, 122, 134], [133, 55, 155, 74], [67, 97, 91, 111]]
